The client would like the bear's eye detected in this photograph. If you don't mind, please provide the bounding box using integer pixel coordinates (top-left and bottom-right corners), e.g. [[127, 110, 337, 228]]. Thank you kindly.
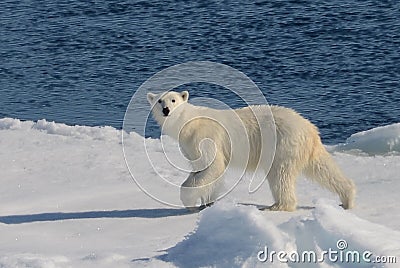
[[158, 99, 162, 103], [172, 99, 175, 103]]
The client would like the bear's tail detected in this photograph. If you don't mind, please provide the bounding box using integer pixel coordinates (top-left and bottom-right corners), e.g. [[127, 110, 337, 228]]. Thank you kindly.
[[303, 148, 356, 209]]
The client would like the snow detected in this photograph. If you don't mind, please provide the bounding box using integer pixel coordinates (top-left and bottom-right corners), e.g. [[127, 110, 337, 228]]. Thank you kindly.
[[158, 202, 293, 268], [0, 118, 399, 267]]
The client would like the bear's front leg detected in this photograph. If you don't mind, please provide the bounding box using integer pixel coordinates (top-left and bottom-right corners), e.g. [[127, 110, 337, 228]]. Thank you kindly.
[[180, 158, 226, 210], [180, 172, 201, 210], [180, 172, 218, 210]]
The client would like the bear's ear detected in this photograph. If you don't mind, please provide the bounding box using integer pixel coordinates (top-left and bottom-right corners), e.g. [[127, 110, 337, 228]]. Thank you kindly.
[[147, 92, 157, 104], [181, 91, 189, 102]]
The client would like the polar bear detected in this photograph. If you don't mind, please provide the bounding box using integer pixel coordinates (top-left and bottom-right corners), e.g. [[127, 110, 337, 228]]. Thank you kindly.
[[147, 90, 356, 211]]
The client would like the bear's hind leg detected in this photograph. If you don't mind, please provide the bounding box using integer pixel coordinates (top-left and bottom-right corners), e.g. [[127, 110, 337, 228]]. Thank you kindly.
[[303, 150, 356, 209]]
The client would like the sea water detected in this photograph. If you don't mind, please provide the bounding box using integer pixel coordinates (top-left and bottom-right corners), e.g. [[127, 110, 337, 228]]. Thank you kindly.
[[1, 0, 399, 144]]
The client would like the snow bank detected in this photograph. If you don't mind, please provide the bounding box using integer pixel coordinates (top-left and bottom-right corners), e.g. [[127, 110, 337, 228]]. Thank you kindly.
[[0, 118, 121, 141], [335, 123, 400, 155], [3, 118, 398, 155]]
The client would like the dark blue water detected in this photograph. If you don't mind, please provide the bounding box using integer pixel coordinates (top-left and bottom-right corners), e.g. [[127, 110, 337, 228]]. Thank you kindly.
[[1, 0, 399, 144]]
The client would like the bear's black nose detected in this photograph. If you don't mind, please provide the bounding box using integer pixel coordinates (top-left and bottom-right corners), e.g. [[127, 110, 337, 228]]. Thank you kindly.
[[162, 107, 170, 116]]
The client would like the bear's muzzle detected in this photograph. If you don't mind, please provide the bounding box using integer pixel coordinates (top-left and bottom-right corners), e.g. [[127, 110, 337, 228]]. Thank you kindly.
[[163, 107, 170, 116]]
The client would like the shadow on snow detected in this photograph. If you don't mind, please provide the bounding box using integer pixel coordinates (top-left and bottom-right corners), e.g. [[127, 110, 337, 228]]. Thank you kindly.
[[0, 208, 194, 224]]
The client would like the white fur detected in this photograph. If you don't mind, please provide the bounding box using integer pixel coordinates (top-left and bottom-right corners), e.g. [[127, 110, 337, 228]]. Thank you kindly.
[[147, 91, 356, 211]]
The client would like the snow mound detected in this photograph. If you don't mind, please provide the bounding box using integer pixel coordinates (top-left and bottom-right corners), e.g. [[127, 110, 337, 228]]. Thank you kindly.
[[0, 118, 121, 141], [335, 123, 400, 155], [160, 202, 293, 267]]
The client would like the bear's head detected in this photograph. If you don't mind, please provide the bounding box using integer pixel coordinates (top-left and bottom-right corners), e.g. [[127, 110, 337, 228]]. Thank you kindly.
[[147, 91, 189, 139], [147, 90, 189, 124]]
